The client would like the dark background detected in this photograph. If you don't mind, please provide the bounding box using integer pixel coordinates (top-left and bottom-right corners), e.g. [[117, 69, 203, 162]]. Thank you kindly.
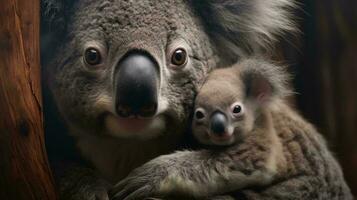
[[276, 0, 357, 196]]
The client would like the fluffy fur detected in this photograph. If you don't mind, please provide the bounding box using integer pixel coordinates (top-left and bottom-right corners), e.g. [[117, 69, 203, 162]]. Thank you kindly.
[[192, 59, 290, 146], [41, 0, 351, 199], [109, 59, 352, 199], [192, 0, 297, 55]]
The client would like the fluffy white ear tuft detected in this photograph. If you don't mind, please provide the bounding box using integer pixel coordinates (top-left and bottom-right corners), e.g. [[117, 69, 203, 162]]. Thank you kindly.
[[193, 0, 297, 54]]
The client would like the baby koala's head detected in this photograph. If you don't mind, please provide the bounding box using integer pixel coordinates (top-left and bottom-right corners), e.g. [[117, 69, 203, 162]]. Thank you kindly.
[[192, 59, 289, 146]]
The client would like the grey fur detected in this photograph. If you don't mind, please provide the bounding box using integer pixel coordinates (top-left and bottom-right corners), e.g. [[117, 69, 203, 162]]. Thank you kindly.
[[110, 60, 352, 200], [192, 0, 297, 54], [41, 0, 351, 199], [59, 166, 110, 200]]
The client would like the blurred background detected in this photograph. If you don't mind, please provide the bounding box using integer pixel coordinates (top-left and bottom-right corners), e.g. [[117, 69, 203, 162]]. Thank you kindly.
[[275, 0, 357, 196]]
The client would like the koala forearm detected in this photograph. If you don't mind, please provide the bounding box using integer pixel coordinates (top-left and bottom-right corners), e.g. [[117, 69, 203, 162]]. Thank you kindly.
[[110, 125, 282, 199], [156, 147, 275, 197]]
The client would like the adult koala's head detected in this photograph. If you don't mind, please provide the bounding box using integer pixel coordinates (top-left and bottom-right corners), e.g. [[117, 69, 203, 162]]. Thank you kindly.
[[42, 0, 295, 140]]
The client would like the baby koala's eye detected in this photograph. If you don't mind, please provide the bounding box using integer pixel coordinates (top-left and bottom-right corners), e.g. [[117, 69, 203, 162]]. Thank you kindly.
[[194, 108, 206, 121], [231, 102, 244, 118], [233, 105, 242, 113]]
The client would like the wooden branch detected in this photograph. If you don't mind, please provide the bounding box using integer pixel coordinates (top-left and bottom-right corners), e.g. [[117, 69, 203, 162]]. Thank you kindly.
[[0, 0, 57, 199]]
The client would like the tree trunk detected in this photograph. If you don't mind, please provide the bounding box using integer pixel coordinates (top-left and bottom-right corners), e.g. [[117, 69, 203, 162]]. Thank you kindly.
[[0, 0, 57, 199]]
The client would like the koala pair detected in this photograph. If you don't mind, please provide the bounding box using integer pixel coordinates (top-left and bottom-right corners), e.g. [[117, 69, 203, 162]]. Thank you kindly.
[[41, 0, 352, 199], [110, 59, 288, 199], [109, 59, 352, 199]]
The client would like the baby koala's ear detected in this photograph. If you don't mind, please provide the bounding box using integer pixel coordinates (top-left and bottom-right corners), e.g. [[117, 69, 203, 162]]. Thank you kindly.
[[245, 73, 274, 104], [239, 59, 290, 104]]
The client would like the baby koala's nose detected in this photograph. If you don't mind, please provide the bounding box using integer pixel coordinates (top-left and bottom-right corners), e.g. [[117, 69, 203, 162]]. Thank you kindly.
[[210, 112, 228, 136]]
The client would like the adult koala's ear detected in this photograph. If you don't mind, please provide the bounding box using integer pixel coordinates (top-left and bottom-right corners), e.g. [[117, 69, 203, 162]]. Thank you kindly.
[[192, 0, 296, 54], [238, 59, 291, 104]]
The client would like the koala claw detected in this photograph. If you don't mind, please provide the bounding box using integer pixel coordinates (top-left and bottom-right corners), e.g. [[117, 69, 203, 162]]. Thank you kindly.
[[110, 159, 170, 200], [111, 184, 155, 200], [110, 177, 161, 200]]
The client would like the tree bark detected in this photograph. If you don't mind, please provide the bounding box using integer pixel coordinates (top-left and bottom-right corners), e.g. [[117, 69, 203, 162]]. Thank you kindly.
[[0, 0, 57, 199]]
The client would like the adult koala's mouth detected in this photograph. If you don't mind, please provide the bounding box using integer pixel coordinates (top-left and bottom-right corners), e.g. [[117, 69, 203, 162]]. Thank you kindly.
[[104, 113, 167, 140]]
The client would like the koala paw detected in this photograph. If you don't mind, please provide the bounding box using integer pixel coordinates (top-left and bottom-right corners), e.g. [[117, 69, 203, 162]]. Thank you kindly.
[[109, 160, 169, 200], [109, 176, 161, 200]]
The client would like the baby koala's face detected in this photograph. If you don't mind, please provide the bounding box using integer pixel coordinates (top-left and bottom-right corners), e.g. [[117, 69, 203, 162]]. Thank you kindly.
[[192, 70, 255, 146]]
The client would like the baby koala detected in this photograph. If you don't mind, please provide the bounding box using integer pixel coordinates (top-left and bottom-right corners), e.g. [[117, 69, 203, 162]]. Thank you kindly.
[[193, 59, 288, 147], [191, 59, 289, 189]]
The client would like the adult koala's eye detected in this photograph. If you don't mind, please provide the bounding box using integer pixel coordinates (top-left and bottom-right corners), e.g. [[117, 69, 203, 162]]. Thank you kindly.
[[84, 47, 102, 66], [231, 102, 244, 118], [171, 48, 187, 67]]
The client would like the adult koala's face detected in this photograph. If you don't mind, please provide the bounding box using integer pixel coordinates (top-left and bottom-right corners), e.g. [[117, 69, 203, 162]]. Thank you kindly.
[[50, 0, 215, 139], [47, 0, 295, 139]]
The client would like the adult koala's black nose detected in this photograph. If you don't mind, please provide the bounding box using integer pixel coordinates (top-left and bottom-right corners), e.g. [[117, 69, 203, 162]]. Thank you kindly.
[[115, 51, 159, 118], [210, 112, 228, 136]]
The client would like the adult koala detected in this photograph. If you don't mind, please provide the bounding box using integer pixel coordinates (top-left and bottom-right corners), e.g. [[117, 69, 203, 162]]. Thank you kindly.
[[41, 0, 351, 199]]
